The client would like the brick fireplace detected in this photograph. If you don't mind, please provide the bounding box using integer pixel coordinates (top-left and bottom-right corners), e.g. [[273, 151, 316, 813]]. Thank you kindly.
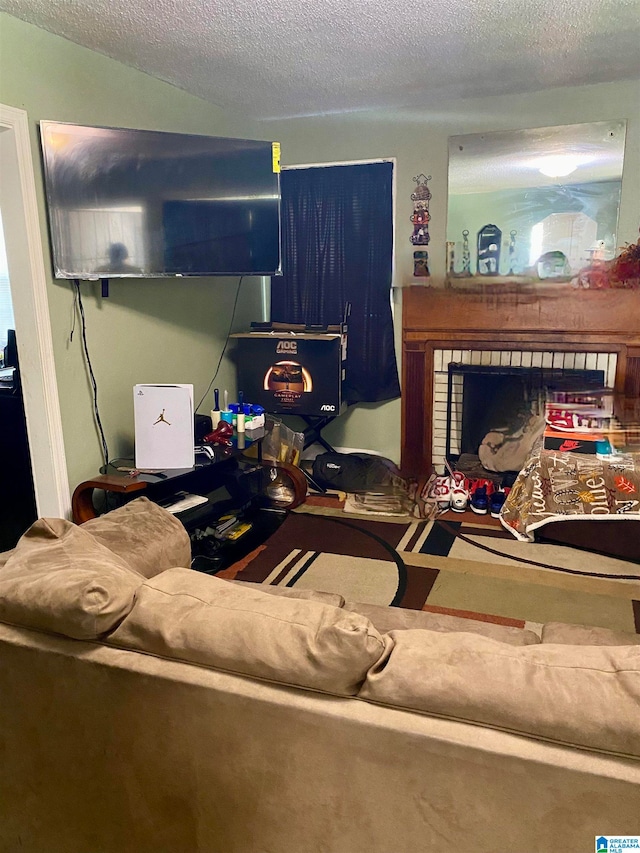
[[433, 348, 616, 472], [401, 285, 640, 477]]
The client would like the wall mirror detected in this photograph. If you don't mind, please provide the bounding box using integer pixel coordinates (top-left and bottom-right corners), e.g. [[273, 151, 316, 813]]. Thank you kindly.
[[446, 120, 626, 286]]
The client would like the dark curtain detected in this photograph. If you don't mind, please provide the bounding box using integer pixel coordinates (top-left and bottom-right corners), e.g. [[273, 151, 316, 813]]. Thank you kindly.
[[271, 162, 400, 403]]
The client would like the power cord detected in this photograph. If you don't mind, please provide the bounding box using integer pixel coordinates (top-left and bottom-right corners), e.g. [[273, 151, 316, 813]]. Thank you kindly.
[[195, 276, 244, 414], [71, 280, 110, 470]]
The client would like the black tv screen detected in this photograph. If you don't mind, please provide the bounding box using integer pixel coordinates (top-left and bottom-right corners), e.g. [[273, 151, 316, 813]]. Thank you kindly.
[[39, 121, 282, 278]]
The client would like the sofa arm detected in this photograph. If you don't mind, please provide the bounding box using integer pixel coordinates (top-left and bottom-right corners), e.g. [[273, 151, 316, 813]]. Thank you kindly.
[[81, 498, 192, 578], [72, 475, 147, 523]]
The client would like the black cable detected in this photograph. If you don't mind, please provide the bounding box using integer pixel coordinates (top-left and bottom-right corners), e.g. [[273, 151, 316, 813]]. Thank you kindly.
[[72, 281, 110, 470], [435, 518, 640, 579], [310, 510, 640, 583], [195, 276, 244, 414], [303, 501, 640, 581]]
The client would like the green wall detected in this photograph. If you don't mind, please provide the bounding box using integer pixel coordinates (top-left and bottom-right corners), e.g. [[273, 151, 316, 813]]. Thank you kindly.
[[264, 79, 640, 464], [0, 13, 265, 490], [2, 10, 638, 478]]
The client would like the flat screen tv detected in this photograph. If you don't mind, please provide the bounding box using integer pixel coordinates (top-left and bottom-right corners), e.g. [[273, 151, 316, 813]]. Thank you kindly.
[[39, 121, 282, 278]]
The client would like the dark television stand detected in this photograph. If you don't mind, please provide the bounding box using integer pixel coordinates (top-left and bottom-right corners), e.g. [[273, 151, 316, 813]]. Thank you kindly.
[[71, 433, 307, 574]]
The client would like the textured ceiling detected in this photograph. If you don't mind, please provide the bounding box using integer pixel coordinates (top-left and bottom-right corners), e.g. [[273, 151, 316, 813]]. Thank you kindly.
[[2, 0, 640, 120]]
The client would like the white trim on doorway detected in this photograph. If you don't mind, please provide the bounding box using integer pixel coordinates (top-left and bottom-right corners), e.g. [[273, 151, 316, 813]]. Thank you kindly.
[[0, 103, 70, 518]]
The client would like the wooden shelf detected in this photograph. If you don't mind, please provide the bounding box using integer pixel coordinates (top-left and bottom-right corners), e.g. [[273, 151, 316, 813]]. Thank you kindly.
[[404, 285, 640, 337]]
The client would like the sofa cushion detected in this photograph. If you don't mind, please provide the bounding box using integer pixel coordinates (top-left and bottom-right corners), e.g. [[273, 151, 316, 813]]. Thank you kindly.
[[345, 600, 540, 645], [360, 629, 640, 757], [0, 518, 143, 639], [108, 568, 385, 695], [82, 497, 191, 578], [542, 621, 640, 646], [230, 579, 345, 608]]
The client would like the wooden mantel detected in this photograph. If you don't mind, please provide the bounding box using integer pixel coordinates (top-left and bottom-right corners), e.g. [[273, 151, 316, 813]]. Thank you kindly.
[[401, 285, 640, 477]]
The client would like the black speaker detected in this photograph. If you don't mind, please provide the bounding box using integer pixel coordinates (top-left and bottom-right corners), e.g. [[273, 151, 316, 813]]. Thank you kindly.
[[194, 413, 213, 442], [3, 329, 17, 368]]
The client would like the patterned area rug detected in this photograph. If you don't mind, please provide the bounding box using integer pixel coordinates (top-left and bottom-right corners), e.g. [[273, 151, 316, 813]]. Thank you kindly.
[[219, 506, 640, 635]]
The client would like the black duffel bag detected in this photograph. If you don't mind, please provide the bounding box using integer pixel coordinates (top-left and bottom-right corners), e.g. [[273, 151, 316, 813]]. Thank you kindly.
[[311, 452, 405, 494]]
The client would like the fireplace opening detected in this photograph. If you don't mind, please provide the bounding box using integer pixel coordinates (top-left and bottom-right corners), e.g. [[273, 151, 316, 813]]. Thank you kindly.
[[446, 363, 606, 477]]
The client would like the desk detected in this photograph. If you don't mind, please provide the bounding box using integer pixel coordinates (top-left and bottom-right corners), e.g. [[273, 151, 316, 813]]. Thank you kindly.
[[72, 435, 308, 525], [72, 434, 308, 573], [72, 429, 270, 524]]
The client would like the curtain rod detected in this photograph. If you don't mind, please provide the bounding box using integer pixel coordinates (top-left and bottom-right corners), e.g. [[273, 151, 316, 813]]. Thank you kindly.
[[283, 158, 395, 170]]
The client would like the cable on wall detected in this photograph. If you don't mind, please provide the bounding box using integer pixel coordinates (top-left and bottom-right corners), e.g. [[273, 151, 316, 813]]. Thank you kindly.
[[71, 280, 110, 470], [195, 275, 244, 414]]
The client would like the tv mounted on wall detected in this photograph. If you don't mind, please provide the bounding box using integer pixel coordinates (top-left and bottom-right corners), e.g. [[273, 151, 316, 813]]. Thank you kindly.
[[39, 121, 282, 279]]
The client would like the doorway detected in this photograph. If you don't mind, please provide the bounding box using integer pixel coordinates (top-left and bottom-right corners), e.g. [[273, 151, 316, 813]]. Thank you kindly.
[[0, 212, 38, 549], [0, 103, 70, 528]]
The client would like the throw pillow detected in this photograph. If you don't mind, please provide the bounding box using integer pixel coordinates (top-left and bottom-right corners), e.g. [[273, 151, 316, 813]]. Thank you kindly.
[[541, 621, 640, 646], [82, 497, 191, 578], [229, 579, 345, 609], [0, 518, 143, 639], [109, 568, 385, 695], [360, 629, 640, 757]]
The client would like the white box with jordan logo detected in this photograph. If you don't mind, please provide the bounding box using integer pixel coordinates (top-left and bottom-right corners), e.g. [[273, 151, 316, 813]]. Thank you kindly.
[[134, 384, 194, 470]]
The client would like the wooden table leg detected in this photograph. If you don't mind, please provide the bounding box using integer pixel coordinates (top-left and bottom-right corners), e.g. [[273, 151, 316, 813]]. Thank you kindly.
[[72, 475, 147, 523]]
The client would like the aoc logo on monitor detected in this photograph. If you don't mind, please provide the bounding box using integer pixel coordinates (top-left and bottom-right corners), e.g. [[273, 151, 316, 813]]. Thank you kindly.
[[276, 340, 298, 355]]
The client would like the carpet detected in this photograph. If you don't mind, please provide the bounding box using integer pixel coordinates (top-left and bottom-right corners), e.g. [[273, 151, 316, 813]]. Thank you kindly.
[[219, 506, 640, 635]]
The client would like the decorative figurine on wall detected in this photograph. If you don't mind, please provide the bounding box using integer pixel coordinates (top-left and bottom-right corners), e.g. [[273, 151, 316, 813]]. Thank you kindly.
[[536, 250, 571, 279], [508, 230, 518, 275], [446, 241, 455, 275], [477, 223, 502, 275], [410, 174, 432, 247], [413, 250, 430, 277], [410, 203, 430, 245], [461, 229, 471, 276]]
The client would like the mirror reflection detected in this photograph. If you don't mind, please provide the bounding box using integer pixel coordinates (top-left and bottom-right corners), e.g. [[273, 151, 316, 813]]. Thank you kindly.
[[446, 120, 626, 286]]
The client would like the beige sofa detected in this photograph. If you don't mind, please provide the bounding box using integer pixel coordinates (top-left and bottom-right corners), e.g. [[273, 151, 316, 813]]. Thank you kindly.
[[1, 497, 639, 853]]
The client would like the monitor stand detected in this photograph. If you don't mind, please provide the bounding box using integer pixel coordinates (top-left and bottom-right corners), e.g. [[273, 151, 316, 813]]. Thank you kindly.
[[299, 415, 338, 453]]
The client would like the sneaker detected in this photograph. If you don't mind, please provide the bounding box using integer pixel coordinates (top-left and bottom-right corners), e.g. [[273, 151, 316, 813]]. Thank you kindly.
[[449, 471, 470, 512], [470, 485, 489, 514], [489, 487, 510, 518], [469, 479, 494, 515], [425, 474, 451, 510]]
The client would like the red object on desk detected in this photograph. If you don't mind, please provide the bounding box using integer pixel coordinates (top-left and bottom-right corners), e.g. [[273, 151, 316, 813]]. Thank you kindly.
[[203, 421, 234, 446]]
